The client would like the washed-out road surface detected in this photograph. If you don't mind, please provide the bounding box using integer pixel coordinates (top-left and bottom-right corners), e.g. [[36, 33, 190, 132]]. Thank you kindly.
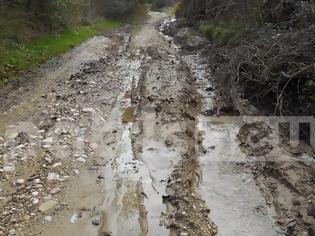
[[0, 11, 314, 236]]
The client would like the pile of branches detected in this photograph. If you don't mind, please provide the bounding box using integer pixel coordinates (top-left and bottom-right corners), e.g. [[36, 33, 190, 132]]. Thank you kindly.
[[232, 26, 315, 115]]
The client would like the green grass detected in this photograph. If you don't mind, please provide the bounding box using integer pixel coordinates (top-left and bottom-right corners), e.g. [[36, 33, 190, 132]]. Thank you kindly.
[[163, 3, 179, 15], [0, 20, 121, 84], [199, 23, 235, 45]]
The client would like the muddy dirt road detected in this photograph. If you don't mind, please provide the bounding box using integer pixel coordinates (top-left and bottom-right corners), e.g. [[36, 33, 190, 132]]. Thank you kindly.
[[0, 11, 314, 236]]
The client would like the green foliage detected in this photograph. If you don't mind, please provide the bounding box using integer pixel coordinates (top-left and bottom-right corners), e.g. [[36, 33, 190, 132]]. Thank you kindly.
[[0, 0, 147, 84], [163, 3, 179, 15], [0, 20, 120, 84], [199, 22, 245, 45]]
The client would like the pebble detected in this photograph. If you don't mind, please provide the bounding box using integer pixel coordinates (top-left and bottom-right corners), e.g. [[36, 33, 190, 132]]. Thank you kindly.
[[92, 218, 101, 226], [47, 173, 60, 181], [77, 157, 86, 163], [52, 163, 62, 168], [50, 187, 61, 195], [36, 184, 43, 189], [32, 198, 39, 205], [31, 191, 39, 197], [82, 108, 96, 113], [8, 229, 16, 235], [4, 166, 15, 172], [43, 216, 52, 223], [73, 169, 80, 175], [16, 179, 25, 186]]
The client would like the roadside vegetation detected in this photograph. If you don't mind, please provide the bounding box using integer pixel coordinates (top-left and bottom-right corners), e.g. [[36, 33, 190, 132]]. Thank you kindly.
[[0, 20, 120, 84], [0, 0, 146, 84], [176, 0, 315, 117]]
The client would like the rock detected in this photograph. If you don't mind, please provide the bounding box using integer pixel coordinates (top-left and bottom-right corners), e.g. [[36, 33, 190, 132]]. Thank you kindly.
[[165, 139, 173, 147], [47, 173, 65, 181], [15, 179, 25, 186], [82, 108, 96, 113], [31, 191, 39, 197], [50, 187, 61, 195], [4, 166, 15, 172], [52, 163, 62, 168], [32, 198, 39, 205], [70, 212, 78, 224], [34, 178, 41, 184], [23, 215, 30, 221], [55, 203, 67, 211], [0, 231, 4, 236], [39, 200, 57, 212], [43, 216, 52, 223], [8, 229, 16, 235], [43, 194, 52, 201], [77, 157, 86, 163], [92, 218, 101, 226], [73, 169, 80, 175]]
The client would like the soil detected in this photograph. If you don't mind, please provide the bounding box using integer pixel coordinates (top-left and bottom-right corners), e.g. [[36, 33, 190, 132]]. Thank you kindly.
[[0, 10, 314, 236]]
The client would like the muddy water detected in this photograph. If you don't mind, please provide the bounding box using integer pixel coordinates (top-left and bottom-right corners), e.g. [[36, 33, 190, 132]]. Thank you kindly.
[[182, 53, 280, 235]]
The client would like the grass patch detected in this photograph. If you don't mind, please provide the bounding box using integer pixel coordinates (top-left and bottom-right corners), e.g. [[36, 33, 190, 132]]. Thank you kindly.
[[199, 21, 245, 45], [0, 20, 121, 84], [163, 3, 179, 15]]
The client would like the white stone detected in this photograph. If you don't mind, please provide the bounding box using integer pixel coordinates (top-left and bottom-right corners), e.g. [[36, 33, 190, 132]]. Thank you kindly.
[[44, 216, 52, 223], [15, 179, 25, 186], [32, 198, 39, 205], [47, 173, 59, 181], [52, 163, 62, 168], [3, 166, 15, 172], [50, 188, 61, 195], [31, 191, 39, 197], [34, 178, 41, 184], [77, 157, 86, 163], [82, 108, 96, 113]]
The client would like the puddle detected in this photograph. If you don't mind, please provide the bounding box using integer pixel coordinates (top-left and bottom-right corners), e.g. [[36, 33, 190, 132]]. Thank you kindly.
[[185, 50, 279, 236], [122, 106, 135, 123]]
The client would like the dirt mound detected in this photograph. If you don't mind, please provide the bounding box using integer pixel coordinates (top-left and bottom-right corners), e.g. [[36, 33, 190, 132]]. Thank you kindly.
[[237, 121, 273, 156]]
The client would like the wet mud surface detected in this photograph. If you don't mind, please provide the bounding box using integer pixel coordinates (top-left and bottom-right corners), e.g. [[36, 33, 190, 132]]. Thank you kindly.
[[0, 11, 314, 236]]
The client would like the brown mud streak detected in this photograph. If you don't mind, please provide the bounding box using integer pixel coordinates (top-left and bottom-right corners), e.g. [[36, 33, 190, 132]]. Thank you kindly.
[[162, 63, 216, 236], [131, 45, 216, 235]]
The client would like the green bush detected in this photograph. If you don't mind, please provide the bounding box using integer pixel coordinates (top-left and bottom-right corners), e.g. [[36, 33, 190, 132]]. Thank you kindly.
[[199, 22, 245, 45]]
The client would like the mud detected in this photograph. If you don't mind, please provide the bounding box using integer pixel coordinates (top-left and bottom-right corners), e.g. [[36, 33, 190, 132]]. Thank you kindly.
[[166, 17, 315, 236], [0, 9, 314, 236]]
